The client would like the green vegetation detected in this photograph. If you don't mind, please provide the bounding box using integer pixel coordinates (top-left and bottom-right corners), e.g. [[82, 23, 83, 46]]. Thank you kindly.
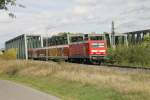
[[0, 0, 16, 10], [144, 35, 150, 47], [0, 51, 3, 55], [1, 75, 124, 100], [0, 0, 17, 18], [108, 37, 150, 67], [0, 48, 17, 60], [0, 60, 150, 100]]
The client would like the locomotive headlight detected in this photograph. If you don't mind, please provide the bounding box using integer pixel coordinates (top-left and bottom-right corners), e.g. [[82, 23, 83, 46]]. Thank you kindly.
[[99, 50, 106, 52], [91, 50, 98, 52], [99, 43, 104, 45]]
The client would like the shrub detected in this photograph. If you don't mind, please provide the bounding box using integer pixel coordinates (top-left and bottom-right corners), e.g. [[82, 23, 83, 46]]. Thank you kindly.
[[0, 51, 3, 55], [144, 35, 150, 42], [144, 36, 150, 48], [107, 44, 150, 67], [2, 48, 17, 60]]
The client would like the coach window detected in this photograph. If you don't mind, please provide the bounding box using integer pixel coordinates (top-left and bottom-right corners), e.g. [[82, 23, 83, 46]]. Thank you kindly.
[[71, 36, 84, 43]]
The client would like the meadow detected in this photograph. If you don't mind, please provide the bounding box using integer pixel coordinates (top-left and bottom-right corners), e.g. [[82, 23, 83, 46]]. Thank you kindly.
[[0, 60, 150, 100]]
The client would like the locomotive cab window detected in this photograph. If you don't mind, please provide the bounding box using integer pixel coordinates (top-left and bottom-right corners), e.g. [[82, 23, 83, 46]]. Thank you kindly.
[[90, 36, 104, 40]]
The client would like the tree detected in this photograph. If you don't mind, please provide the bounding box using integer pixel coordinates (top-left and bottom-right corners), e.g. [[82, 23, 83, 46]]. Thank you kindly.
[[0, 0, 16, 18], [0, 0, 16, 10], [0, 0, 25, 18]]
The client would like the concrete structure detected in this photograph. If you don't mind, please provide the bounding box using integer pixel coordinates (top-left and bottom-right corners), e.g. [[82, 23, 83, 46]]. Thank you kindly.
[[124, 29, 150, 44], [5, 34, 43, 60]]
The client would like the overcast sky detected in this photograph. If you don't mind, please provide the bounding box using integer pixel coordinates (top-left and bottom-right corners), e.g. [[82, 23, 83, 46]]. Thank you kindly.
[[0, 0, 150, 48]]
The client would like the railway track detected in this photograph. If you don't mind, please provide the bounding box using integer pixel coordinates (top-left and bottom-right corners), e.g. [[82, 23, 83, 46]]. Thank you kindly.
[[105, 64, 150, 71], [36, 59, 150, 72], [99, 64, 150, 73], [66, 61, 150, 72]]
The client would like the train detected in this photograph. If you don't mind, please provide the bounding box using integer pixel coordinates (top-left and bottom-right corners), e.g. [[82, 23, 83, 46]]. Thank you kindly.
[[5, 29, 150, 61], [28, 33, 110, 64]]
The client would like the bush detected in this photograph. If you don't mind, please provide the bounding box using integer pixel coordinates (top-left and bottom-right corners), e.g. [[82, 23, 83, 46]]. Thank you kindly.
[[0, 51, 3, 55], [144, 36, 150, 48], [2, 48, 17, 60], [107, 44, 150, 67], [144, 35, 150, 42]]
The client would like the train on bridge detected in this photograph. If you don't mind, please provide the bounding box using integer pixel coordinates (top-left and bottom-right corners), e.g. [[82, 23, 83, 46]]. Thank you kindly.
[[5, 29, 150, 64], [28, 33, 109, 64]]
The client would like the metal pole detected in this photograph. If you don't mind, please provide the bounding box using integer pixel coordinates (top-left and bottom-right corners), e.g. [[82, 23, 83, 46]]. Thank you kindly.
[[24, 34, 28, 60], [41, 35, 43, 48], [67, 33, 70, 44], [111, 21, 115, 48]]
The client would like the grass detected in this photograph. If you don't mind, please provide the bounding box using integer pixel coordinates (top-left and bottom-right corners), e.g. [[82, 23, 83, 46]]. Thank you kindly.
[[0, 60, 150, 100], [1, 75, 123, 100]]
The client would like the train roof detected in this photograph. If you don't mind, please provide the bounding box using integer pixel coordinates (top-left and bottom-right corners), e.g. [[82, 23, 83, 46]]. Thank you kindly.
[[5, 33, 42, 44]]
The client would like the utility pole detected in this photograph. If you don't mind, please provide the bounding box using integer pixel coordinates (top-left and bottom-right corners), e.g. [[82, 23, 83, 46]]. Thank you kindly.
[[111, 21, 115, 47]]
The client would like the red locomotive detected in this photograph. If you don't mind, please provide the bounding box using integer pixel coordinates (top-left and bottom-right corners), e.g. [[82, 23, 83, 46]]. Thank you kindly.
[[68, 33, 107, 64], [28, 33, 107, 64]]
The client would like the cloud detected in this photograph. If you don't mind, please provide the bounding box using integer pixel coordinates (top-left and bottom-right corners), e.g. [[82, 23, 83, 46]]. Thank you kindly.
[[0, 0, 150, 48]]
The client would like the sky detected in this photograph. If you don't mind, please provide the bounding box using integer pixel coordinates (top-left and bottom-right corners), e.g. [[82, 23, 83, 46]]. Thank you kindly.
[[0, 0, 150, 48]]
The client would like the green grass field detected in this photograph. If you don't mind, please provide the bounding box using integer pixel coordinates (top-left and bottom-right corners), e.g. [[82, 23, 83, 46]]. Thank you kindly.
[[0, 60, 150, 100]]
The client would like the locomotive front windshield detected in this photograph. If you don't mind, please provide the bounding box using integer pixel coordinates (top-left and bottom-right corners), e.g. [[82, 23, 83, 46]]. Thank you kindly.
[[90, 36, 104, 40]]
